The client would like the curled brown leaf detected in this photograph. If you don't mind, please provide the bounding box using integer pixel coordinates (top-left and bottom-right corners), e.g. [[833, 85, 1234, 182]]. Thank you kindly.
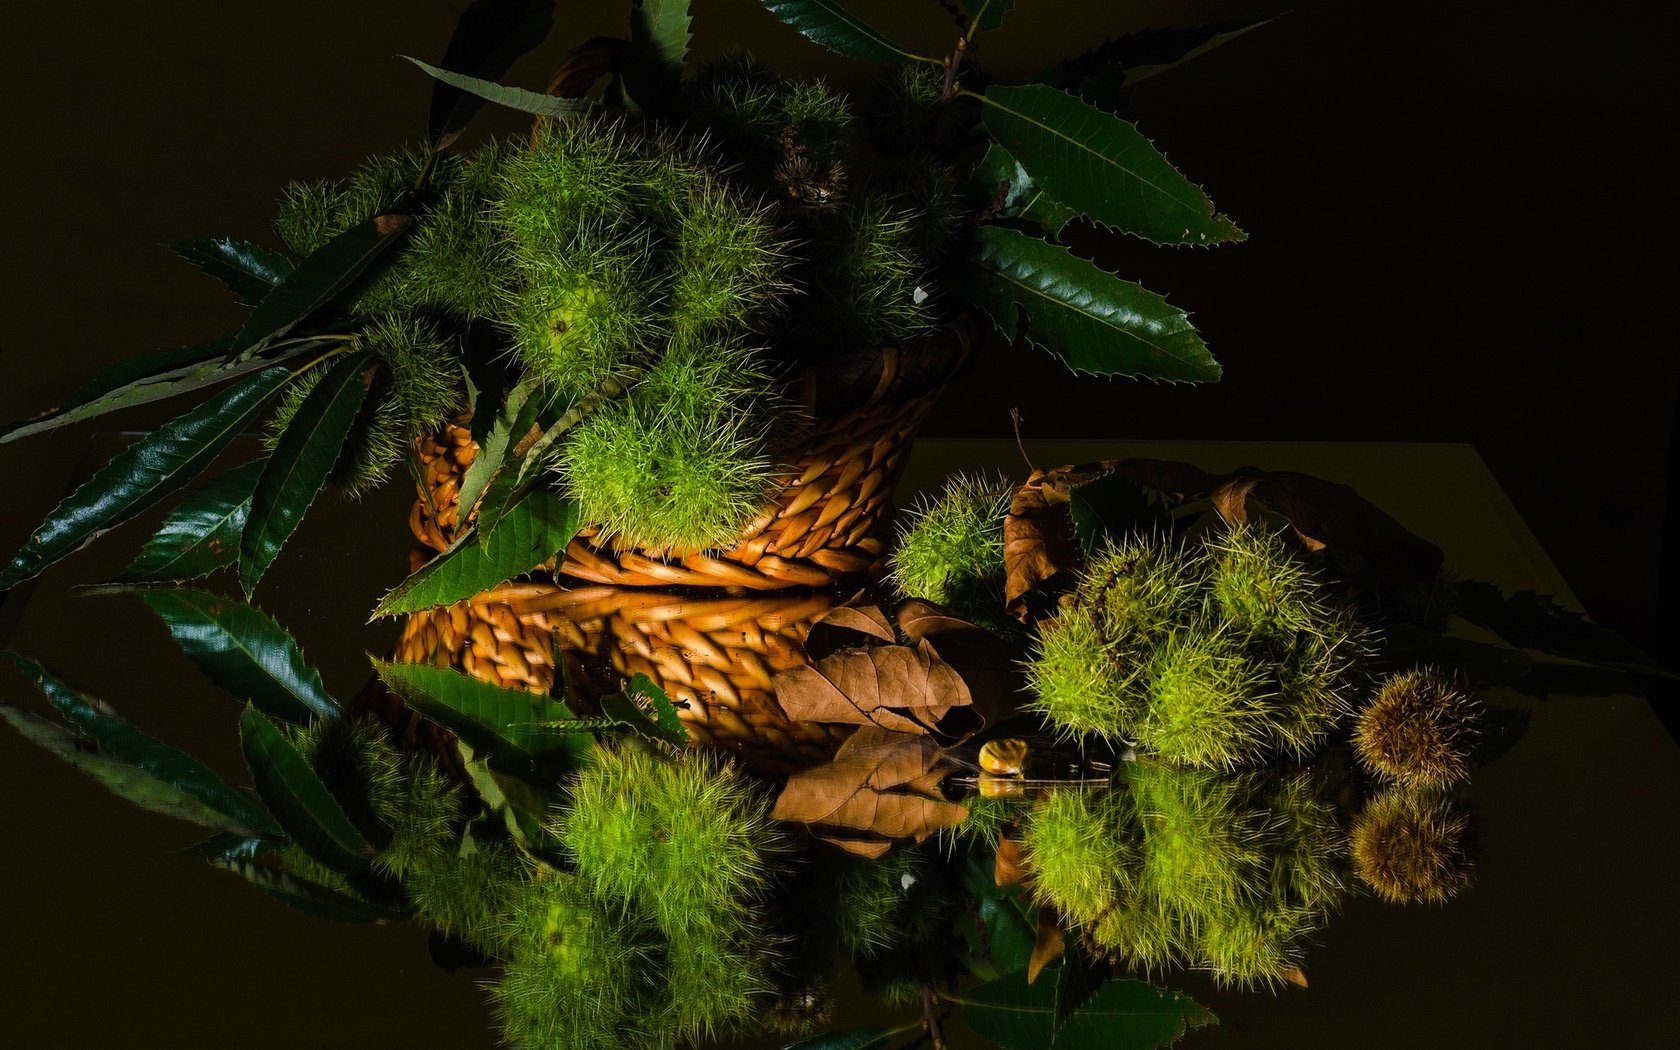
[[770, 726, 969, 855], [773, 637, 971, 735]]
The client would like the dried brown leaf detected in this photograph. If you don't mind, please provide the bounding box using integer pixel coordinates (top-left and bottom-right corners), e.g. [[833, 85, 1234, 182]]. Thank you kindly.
[[805, 603, 896, 660], [771, 727, 968, 852], [896, 599, 1029, 730], [1281, 964, 1309, 988], [994, 832, 1031, 889], [1028, 907, 1067, 985], [773, 638, 971, 733]]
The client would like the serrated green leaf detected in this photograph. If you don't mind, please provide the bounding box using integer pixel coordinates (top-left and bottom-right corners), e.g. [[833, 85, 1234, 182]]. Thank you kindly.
[[971, 143, 1079, 237], [239, 352, 372, 595], [781, 1027, 892, 1050], [2, 651, 282, 837], [963, 0, 1014, 34], [956, 970, 1214, 1050], [427, 0, 557, 150], [979, 83, 1242, 246], [227, 217, 412, 359], [0, 702, 251, 832], [403, 56, 593, 124], [966, 224, 1219, 383], [170, 237, 293, 307], [757, 0, 925, 63], [206, 855, 404, 923], [118, 460, 263, 583], [371, 659, 590, 774], [239, 704, 371, 874], [456, 373, 539, 532], [0, 366, 291, 591], [1, 341, 227, 445], [139, 587, 341, 724], [615, 0, 693, 115], [961, 855, 1036, 978], [598, 673, 688, 748], [372, 488, 581, 617]]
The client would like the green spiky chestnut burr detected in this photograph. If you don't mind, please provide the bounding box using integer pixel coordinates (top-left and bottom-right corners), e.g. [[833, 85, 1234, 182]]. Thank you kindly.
[[406, 837, 528, 954], [1022, 788, 1137, 926], [665, 178, 791, 338], [1206, 523, 1330, 639], [558, 338, 784, 552], [1140, 625, 1274, 769], [1353, 668, 1483, 789], [491, 870, 663, 1050], [275, 178, 346, 257], [1194, 901, 1314, 989], [267, 314, 461, 497], [505, 225, 660, 399], [1085, 535, 1204, 650], [1126, 762, 1266, 923], [403, 139, 516, 319], [1349, 787, 1473, 904], [494, 116, 643, 255], [887, 471, 1012, 620], [1026, 598, 1145, 740]]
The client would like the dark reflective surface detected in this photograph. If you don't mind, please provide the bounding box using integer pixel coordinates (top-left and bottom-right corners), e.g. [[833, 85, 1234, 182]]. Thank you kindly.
[[3, 438, 1676, 1047]]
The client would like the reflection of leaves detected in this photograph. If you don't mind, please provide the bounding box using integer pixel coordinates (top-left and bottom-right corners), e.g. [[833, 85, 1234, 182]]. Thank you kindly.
[[956, 969, 1215, 1050], [1029, 908, 1067, 985], [771, 727, 968, 857], [1447, 580, 1670, 676], [774, 638, 970, 735], [597, 672, 688, 749]]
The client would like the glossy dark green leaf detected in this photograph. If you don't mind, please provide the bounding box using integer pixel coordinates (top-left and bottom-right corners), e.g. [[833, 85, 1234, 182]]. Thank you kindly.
[[615, 0, 693, 115], [206, 855, 404, 923], [140, 587, 341, 724], [2, 651, 281, 837], [1, 341, 229, 445], [227, 217, 412, 359], [475, 386, 577, 541], [239, 704, 371, 875], [455, 373, 539, 532], [971, 143, 1079, 238], [239, 352, 372, 595], [961, 856, 1036, 978], [957, 970, 1215, 1050], [0, 701, 250, 831], [757, 0, 925, 63], [170, 237, 293, 307], [183, 831, 284, 861], [1448, 580, 1671, 676], [118, 460, 263, 582], [1067, 472, 1169, 556], [963, 0, 1014, 34], [781, 1027, 892, 1050], [1054, 948, 1113, 1027], [372, 659, 590, 775], [598, 673, 688, 749], [427, 0, 556, 150], [0, 366, 290, 591], [372, 488, 582, 616], [966, 224, 1220, 383], [403, 56, 593, 123], [980, 83, 1243, 246]]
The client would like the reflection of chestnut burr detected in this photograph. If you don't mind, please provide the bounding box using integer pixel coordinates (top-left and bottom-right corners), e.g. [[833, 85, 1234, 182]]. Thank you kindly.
[[1353, 669, 1483, 789], [391, 582, 853, 774], [1349, 788, 1473, 904]]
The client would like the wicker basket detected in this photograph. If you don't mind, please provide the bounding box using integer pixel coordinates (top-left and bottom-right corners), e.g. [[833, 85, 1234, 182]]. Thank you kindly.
[[410, 325, 972, 590], [389, 581, 854, 774]]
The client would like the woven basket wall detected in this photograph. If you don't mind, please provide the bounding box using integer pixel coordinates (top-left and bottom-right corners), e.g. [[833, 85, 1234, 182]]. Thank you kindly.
[[390, 581, 854, 775], [410, 325, 972, 590]]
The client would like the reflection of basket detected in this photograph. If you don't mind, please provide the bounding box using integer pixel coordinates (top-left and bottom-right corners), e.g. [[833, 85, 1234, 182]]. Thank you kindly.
[[411, 327, 972, 590], [391, 582, 854, 774]]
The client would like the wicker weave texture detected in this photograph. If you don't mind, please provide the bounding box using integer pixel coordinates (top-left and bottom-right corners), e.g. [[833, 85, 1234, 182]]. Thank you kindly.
[[393, 583, 853, 773], [410, 331, 971, 590]]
